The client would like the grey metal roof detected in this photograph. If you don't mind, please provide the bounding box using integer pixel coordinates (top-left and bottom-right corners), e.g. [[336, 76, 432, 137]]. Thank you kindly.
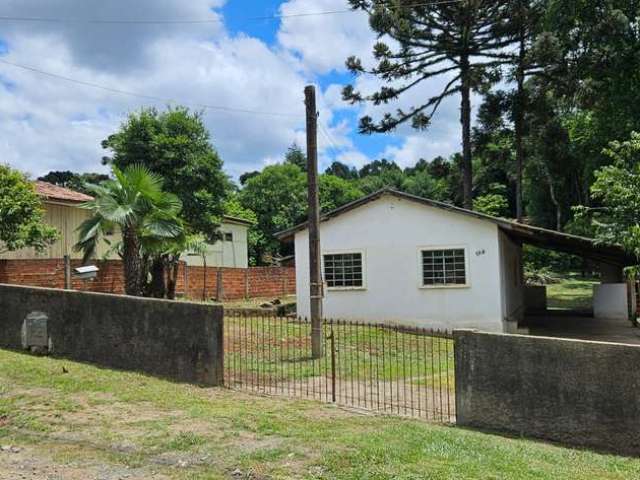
[[275, 188, 634, 266]]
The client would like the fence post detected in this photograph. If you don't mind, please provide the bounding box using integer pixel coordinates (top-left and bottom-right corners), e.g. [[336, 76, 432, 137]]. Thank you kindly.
[[184, 263, 189, 299], [63, 255, 72, 290], [329, 325, 336, 403], [216, 268, 224, 302]]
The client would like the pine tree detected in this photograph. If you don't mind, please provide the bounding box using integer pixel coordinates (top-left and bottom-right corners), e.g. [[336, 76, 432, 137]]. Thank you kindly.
[[344, 0, 513, 208]]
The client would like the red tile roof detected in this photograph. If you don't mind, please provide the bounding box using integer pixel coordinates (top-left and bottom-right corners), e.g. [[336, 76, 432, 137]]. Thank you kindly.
[[34, 181, 94, 204]]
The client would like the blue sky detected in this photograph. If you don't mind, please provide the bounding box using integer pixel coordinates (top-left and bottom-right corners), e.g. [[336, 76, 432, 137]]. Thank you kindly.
[[0, 0, 461, 179]]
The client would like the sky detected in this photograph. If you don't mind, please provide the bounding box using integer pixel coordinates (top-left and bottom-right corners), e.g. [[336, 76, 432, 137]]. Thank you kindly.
[[0, 0, 464, 181]]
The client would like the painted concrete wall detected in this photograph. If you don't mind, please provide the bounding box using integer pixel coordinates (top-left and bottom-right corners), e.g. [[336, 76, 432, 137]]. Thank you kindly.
[[498, 231, 524, 325], [185, 221, 249, 268], [593, 283, 629, 320], [455, 329, 640, 456], [295, 194, 504, 331]]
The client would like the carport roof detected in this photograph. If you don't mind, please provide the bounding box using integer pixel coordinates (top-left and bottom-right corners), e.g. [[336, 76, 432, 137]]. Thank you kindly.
[[275, 188, 635, 267]]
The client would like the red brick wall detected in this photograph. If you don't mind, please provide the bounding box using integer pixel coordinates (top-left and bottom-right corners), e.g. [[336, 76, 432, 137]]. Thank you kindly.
[[0, 259, 296, 301]]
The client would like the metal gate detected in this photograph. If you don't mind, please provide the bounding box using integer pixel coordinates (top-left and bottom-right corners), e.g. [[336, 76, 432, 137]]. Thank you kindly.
[[223, 312, 455, 422]]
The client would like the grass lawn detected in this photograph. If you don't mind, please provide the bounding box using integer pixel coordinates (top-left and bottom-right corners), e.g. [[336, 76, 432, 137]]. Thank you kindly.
[[2, 350, 640, 479], [546, 276, 597, 311]]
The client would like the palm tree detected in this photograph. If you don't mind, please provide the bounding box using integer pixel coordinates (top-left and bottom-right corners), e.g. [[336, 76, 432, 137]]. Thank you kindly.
[[75, 165, 182, 296]]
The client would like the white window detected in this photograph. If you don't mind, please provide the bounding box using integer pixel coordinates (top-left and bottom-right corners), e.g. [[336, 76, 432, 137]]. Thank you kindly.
[[324, 252, 364, 289], [224, 232, 233, 242], [421, 248, 467, 287]]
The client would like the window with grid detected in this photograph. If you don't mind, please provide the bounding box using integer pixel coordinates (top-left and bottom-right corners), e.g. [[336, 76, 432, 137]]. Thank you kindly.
[[324, 253, 363, 288], [421, 248, 467, 286]]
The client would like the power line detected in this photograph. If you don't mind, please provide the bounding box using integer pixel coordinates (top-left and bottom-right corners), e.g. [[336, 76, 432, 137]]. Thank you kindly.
[[0, 1, 464, 25], [0, 58, 302, 118]]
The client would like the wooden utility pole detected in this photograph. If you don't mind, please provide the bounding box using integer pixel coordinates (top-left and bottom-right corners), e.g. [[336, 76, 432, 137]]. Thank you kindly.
[[305, 85, 323, 358]]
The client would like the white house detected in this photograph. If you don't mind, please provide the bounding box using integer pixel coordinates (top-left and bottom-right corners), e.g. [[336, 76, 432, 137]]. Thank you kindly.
[[277, 189, 634, 333]]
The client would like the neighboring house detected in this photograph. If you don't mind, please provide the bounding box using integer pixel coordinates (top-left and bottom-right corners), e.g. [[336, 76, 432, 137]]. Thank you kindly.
[[277, 189, 635, 333], [1, 181, 251, 268], [184, 215, 252, 269]]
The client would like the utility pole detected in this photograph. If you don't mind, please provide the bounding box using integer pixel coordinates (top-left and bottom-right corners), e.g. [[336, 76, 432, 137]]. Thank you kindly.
[[305, 85, 323, 358]]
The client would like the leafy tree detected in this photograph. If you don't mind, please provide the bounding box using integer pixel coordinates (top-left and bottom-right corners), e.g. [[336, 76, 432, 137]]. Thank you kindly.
[[102, 107, 230, 241], [38, 170, 110, 195], [344, 0, 513, 209], [319, 175, 364, 212], [0, 165, 57, 254], [284, 143, 308, 172], [574, 132, 640, 262], [76, 165, 183, 296], [325, 161, 359, 180], [473, 184, 510, 217], [238, 163, 307, 263], [239, 170, 260, 186]]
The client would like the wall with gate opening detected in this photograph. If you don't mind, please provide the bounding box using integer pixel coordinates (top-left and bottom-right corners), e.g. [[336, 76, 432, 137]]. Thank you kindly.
[[454, 329, 640, 456]]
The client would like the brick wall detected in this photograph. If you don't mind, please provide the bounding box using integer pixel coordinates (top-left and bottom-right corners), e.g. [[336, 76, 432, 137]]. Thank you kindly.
[[0, 259, 295, 301]]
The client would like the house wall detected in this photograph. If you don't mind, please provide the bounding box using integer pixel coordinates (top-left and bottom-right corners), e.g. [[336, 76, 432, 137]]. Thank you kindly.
[[498, 231, 524, 326], [2, 203, 249, 269], [294, 195, 504, 331], [1, 201, 117, 261], [184, 221, 249, 269]]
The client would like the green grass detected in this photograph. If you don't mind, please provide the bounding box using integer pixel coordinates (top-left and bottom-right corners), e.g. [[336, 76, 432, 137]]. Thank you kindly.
[[546, 276, 597, 311], [1, 349, 640, 479]]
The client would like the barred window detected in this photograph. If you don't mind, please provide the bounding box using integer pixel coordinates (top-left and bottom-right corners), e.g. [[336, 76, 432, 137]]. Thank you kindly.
[[422, 248, 467, 286], [324, 253, 363, 289]]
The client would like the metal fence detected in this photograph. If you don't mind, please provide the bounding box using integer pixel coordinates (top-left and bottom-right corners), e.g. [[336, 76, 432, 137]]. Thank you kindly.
[[223, 312, 455, 423]]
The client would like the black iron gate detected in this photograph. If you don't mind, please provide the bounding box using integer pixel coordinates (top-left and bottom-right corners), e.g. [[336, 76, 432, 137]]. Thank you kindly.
[[223, 312, 455, 422]]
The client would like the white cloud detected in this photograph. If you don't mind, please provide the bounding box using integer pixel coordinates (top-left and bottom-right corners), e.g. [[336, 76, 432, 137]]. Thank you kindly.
[[277, 0, 374, 74], [0, 1, 325, 179], [0, 0, 471, 181]]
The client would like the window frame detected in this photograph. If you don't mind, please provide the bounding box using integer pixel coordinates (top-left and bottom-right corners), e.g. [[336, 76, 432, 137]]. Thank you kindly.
[[322, 249, 367, 291], [418, 245, 470, 289], [223, 232, 233, 242]]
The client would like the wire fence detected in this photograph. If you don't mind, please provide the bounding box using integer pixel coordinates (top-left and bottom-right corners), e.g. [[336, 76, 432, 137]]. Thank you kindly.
[[223, 311, 455, 423]]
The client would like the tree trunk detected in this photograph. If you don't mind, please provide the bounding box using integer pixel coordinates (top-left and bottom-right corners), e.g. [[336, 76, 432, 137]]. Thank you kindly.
[[542, 163, 562, 231], [460, 54, 473, 210], [122, 227, 142, 296], [514, 33, 527, 222], [166, 258, 179, 300], [148, 256, 166, 298]]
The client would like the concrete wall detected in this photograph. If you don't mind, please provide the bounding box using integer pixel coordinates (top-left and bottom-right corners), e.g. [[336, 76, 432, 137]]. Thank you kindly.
[[454, 330, 640, 455], [295, 194, 504, 331], [0, 284, 224, 385], [593, 283, 630, 321]]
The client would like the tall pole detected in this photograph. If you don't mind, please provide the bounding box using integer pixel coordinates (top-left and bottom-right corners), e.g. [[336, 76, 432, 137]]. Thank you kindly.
[[305, 85, 323, 358]]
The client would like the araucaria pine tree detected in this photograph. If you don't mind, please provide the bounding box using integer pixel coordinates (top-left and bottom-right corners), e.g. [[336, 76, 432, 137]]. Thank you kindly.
[[344, 0, 513, 209]]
